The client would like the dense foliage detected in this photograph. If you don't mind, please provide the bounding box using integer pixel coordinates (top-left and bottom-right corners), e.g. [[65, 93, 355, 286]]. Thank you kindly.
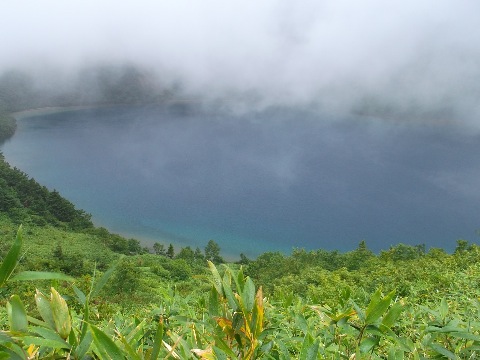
[[0, 153, 93, 230], [1, 225, 480, 358], [0, 114, 16, 143]]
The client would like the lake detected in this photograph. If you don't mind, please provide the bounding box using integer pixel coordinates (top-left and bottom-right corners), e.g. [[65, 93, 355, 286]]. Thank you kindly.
[[2, 103, 480, 257]]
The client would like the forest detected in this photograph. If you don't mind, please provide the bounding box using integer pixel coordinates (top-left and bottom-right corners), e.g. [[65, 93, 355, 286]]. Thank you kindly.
[[1, 71, 480, 358]]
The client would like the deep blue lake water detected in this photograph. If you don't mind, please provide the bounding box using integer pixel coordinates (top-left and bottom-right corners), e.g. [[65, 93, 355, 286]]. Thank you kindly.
[[2, 104, 480, 257]]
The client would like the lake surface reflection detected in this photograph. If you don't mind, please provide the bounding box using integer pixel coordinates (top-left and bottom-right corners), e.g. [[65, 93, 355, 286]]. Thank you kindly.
[[2, 104, 480, 257]]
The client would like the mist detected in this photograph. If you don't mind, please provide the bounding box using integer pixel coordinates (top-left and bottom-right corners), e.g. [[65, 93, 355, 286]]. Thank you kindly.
[[2, 1, 480, 254], [1, 0, 480, 124]]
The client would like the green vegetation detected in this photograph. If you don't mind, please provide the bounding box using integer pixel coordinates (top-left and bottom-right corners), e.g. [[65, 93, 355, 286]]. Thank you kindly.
[[1, 225, 480, 358], [0, 114, 16, 143]]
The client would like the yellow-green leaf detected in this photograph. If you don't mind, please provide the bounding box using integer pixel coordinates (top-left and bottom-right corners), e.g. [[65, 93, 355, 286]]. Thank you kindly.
[[35, 290, 55, 330], [50, 288, 71, 339], [7, 295, 28, 332]]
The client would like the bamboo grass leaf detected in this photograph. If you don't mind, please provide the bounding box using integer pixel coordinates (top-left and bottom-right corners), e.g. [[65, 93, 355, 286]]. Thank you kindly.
[[208, 286, 220, 317], [117, 332, 142, 360], [21, 337, 71, 351], [149, 316, 164, 360], [30, 326, 71, 349], [222, 271, 238, 311], [212, 336, 237, 358], [251, 287, 264, 339], [7, 295, 28, 332], [207, 261, 223, 296], [50, 288, 71, 339], [429, 344, 458, 359], [242, 277, 255, 313], [299, 334, 319, 360], [75, 330, 93, 359], [381, 301, 403, 329], [90, 323, 125, 359], [365, 289, 395, 325], [359, 337, 379, 353], [0, 226, 23, 288], [34, 290, 55, 330], [72, 285, 87, 306], [10, 271, 75, 282]]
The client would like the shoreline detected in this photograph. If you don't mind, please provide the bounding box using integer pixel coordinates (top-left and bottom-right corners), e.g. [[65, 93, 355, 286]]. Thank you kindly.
[[11, 98, 201, 120], [11, 104, 120, 120], [3, 103, 244, 260]]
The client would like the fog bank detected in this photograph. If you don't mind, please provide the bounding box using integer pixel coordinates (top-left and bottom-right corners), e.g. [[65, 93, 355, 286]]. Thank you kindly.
[[1, 1, 479, 125]]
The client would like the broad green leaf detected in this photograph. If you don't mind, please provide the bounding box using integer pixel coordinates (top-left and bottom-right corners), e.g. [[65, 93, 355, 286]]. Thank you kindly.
[[90, 324, 125, 359], [0, 332, 13, 343], [395, 337, 415, 352], [359, 336, 379, 353], [75, 330, 93, 359], [212, 336, 237, 358], [426, 325, 464, 333], [381, 302, 403, 329], [365, 289, 382, 318], [7, 295, 28, 332], [79, 299, 90, 344], [149, 316, 164, 360], [251, 287, 264, 339], [439, 298, 449, 320], [388, 347, 405, 360], [450, 331, 480, 342], [207, 261, 223, 296], [0, 344, 28, 360], [234, 267, 245, 294], [242, 277, 255, 313], [365, 289, 395, 325], [31, 326, 70, 347], [22, 336, 71, 351], [0, 226, 23, 288], [72, 285, 86, 305], [10, 271, 74, 282], [429, 343, 457, 359], [299, 334, 319, 360], [35, 290, 55, 330], [295, 314, 308, 334], [117, 333, 142, 360], [50, 288, 71, 339], [222, 271, 238, 311], [209, 286, 220, 317], [125, 319, 147, 345], [212, 346, 229, 360]]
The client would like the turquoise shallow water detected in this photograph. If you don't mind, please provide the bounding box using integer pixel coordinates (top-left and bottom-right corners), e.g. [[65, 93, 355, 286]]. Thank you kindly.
[[2, 104, 480, 257]]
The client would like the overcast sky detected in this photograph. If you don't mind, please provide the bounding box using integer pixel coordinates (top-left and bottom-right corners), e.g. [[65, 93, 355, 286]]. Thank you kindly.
[[1, 0, 480, 123]]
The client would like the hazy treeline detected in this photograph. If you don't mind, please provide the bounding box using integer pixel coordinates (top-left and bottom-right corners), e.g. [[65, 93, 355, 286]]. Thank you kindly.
[[0, 65, 170, 112], [0, 64, 176, 143]]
